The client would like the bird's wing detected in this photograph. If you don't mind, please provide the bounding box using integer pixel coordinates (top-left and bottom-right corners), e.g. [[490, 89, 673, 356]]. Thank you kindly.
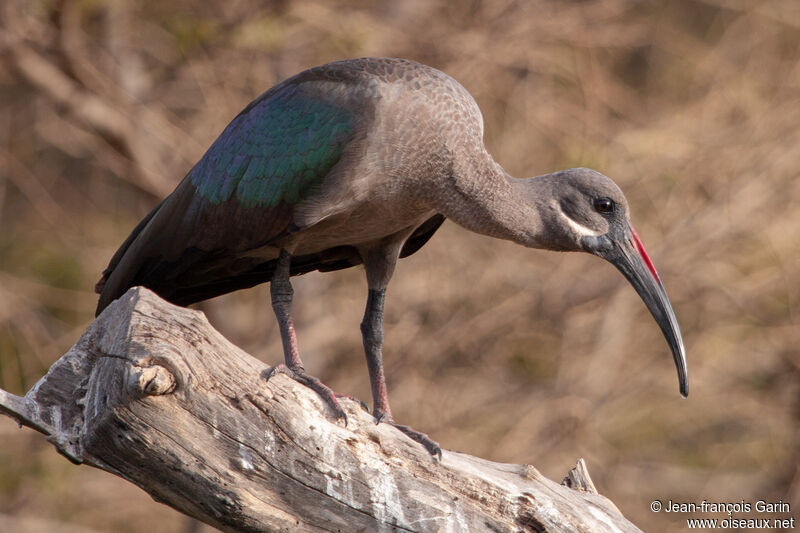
[[95, 80, 359, 314]]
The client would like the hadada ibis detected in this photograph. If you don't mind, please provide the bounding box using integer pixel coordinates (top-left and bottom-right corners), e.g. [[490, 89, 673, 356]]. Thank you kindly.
[[95, 57, 688, 458]]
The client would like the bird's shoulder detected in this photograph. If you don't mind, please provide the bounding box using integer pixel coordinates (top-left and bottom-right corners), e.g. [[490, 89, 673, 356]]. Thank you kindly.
[[185, 57, 474, 215], [293, 57, 453, 86]]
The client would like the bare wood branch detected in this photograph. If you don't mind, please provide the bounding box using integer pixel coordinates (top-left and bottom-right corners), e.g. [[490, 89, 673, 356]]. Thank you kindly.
[[0, 287, 641, 532]]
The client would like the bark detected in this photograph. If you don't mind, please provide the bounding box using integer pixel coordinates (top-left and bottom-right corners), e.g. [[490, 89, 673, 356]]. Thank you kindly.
[[0, 287, 641, 533]]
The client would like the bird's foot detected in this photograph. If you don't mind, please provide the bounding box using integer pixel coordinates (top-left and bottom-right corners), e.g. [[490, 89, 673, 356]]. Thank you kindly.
[[266, 364, 348, 425], [335, 393, 370, 413], [376, 413, 442, 459]]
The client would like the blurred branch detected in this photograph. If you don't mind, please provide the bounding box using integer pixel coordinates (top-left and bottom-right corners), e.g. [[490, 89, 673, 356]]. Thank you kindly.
[[0, 34, 169, 197], [0, 151, 74, 231], [0, 287, 641, 533], [55, 0, 205, 163], [0, 272, 97, 312], [0, 1, 204, 198], [691, 0, 800, 30]]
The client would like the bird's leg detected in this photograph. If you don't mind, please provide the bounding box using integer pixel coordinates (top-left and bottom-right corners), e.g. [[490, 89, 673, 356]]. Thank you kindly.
[[361, 288, 391, 417], [267, 249, 348, 424], [360, 284, 442, 459]]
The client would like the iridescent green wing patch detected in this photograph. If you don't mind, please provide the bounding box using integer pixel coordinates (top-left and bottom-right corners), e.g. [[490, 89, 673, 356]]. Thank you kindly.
[[190, 83, 355, 209]]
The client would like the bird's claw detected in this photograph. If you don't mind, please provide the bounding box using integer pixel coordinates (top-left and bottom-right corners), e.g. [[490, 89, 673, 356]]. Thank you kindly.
[[266, 364, 348, 426], [375, 413, 442, 460], [335, 393, 370, 413]]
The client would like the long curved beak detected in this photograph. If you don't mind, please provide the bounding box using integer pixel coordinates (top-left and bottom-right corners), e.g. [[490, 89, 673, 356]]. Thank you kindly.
[[593, 224, 689, 398]]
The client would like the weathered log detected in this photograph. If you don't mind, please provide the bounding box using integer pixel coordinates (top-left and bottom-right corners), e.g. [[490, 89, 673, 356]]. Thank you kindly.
[[0, 287, 641, 532]]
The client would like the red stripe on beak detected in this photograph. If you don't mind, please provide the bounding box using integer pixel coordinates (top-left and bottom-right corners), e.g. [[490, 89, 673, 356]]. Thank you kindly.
[[630, 224, 660, 283]]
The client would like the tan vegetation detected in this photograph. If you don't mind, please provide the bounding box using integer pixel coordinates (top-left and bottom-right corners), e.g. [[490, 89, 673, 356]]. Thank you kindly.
[[0, 0, 797, 531]]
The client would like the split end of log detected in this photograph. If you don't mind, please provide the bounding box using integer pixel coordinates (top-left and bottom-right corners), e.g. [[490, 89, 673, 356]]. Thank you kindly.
[[562, 458, 599, 494]]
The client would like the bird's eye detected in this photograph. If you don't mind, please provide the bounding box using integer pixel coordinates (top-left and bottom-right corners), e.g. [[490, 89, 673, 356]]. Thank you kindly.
[[594, 197, 614, 213]]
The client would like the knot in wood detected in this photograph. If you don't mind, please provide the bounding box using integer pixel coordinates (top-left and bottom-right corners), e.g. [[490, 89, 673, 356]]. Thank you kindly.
[[133, 364, 176, 396]]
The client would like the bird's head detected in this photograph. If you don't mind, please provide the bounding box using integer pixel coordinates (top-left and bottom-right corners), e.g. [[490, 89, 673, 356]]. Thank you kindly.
[[535, 167, 688, 398]]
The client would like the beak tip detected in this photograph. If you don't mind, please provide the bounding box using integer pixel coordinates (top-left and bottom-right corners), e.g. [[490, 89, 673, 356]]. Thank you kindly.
[[677, 346, 688, 399]]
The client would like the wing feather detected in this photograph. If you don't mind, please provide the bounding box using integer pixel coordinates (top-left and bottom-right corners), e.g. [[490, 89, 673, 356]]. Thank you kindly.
[[95, 79, 358, 315]]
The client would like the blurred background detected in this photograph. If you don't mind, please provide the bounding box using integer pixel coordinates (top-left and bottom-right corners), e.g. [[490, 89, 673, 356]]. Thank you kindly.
[[0, 0, 798, 531]]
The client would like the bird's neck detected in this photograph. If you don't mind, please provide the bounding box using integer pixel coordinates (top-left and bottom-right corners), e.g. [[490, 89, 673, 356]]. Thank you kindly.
[[435, 149, 549, 249]]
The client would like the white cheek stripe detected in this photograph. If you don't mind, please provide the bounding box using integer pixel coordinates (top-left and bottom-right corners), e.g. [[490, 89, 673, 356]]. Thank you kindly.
[[557, 207, 603, 237]]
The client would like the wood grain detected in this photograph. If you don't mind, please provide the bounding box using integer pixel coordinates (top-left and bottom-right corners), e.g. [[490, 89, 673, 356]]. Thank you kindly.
[[0, 287, 641, 533]]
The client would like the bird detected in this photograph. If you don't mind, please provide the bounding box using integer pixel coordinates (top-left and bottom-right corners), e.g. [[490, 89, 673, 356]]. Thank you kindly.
[[95, 57, 688, 458]]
